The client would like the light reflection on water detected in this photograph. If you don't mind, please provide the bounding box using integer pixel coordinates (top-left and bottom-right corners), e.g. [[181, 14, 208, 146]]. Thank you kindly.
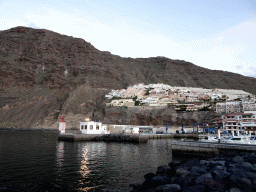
[[0, 131, 189, 191], [74, 140, 179, 191], [56, 141, 64, 169], [80, 146, 90, 179]]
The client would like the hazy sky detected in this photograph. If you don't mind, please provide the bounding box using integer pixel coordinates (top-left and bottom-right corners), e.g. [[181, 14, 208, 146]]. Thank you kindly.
[[1, 0, 256, 77]]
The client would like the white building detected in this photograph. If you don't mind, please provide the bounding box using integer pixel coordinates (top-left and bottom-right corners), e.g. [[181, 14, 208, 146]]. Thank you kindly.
[[141, 97, 159, 106], [216, 101, 243, 113], [216, 102, 226, 113], [216, 100, 256, 114], [106, 99, 135, 107], [124, 126, 156, 134], [158, 98, 178, 106], [80, 121, 109, 134], [222, 113, 256, 134], [226, 101, 243, 113], [243, 100, 256, 114]]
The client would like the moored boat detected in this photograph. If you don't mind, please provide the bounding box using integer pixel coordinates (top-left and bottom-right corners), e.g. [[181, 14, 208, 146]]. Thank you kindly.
[[220, 130, 255, 145], [199, 130, 256, 145], [199, 135, 219, 143]]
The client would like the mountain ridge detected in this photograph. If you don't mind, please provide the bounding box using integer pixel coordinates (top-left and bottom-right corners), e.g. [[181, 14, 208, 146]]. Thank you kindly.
[[0, 26, 255, 128]]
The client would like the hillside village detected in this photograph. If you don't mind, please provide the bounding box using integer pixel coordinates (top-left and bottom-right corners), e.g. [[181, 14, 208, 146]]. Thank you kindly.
[[105, 84, 256, 133], [105, 83, 256, 114]]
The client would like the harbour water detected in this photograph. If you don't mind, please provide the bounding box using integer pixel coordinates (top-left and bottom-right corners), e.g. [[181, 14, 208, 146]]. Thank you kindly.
[[0, 130, 188, 191]]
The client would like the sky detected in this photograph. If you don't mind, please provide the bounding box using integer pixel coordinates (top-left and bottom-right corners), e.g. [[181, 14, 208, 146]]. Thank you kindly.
[[1, 0, 256, 77]]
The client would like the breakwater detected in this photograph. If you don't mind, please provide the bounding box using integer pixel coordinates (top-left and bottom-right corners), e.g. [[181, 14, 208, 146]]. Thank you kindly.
[[58, 133, 149, 143], [130, 151, 256, 192]]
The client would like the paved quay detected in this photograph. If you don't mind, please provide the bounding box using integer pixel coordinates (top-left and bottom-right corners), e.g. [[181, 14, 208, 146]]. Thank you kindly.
[[170, 140, 256, 155], [147, 133, 198, 139]]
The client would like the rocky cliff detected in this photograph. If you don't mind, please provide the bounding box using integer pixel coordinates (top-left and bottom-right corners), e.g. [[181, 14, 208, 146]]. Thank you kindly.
[[103, 106, 218, 127], [0, 26, 255, 129]]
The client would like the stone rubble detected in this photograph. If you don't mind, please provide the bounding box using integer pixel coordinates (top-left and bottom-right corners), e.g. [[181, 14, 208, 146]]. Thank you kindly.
[[130, 152, 256, 192]]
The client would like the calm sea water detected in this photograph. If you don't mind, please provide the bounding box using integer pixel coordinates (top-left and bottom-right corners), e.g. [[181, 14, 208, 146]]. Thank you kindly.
[[0, 130, 188, 192]]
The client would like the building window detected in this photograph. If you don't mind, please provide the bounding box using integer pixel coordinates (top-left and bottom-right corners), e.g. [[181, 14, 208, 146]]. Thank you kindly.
[[85, 125, 87, 130], [90, 125, 93, 130], [96, 125, 99, 130], [81, 125, 84, 130]]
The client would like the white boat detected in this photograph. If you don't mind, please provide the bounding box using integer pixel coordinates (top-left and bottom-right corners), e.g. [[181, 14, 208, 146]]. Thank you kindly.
[[250, 137, 256, 144], [200, 130, 256, 145], [222, 136, 251, 144], [220, 136, 232, 143], [220, 131, 255, 145], [199, 135, 219, 143]]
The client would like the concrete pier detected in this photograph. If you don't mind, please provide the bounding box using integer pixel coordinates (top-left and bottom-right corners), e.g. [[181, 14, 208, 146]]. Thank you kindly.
[[147, 133, 198, 139], [58, 133, 149, 143], [170, 141, 256, 156], [58, 133, 198, 142]]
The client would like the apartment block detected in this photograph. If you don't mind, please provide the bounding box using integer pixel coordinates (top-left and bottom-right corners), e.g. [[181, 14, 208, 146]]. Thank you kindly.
[[216, 102, 226, 113], [222, 113, 256, 133], [243, 100, 256, 114]]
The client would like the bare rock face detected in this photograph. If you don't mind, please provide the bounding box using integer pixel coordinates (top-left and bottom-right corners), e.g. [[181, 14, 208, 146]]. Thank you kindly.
[[0, 26, 255, 129], [0, 88, 60, 128], [103, 106, 214, 126], [0, 85, 109, 129]]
